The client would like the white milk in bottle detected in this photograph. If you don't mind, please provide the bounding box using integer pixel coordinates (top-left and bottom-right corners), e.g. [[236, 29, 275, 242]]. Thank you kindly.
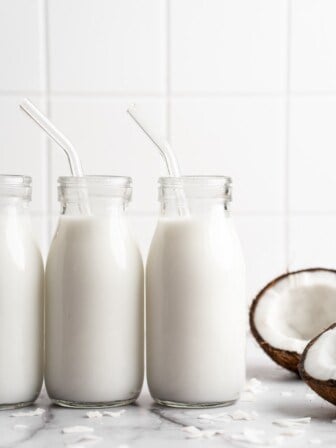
[[0, 175, 43, 409], [147, 176, 246, 408], [45, 176, 144, 408]]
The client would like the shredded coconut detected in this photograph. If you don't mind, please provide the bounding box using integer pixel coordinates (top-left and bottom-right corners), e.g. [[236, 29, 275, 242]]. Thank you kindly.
[[273, 417, 311, 428], [103, 410, 126, 418], [62, 426, 94, 434], [11, 408, 45, 417], [14, 424, 28, 429], [230, 410, 258, 421], [86, 411, 103, 419], [244, 378, 267, 394], [198, 412, 230, 422], [309, 439, 322, 445], [181, 426, 226, 439]]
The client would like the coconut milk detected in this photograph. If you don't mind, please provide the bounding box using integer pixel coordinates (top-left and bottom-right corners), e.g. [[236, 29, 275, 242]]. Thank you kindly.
[[147, 213, 246, 406], [45, 215, 144, 406], [0, 210, 44, 408]]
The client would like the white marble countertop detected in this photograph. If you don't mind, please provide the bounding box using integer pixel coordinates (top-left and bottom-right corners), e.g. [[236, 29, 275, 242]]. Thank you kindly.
[[1, 338, 336, 448]]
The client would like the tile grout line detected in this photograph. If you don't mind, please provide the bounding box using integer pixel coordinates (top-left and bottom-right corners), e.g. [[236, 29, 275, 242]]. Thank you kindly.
[[38, 0, 49, 258], [2, 90, 336, 97], [284, 0, 292, 270], [43, 0, 53, 248], [165, 0, 171, 142]]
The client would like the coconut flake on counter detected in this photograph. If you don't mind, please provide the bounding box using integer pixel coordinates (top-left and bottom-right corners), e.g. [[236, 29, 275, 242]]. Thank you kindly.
[[280, 391, 293, 397], [62, 426, 94, 434], [309, 439, 322, 445], [11, 408, 45, 417], [198, 412, 230, 422], [198, 410, 257, 422], [103, 410, 126, 417], [244, 378, 267, 394], [86, 411, 103, 419], [181, 426, 226, 439], [229, 410, 258, 421], [279, 429, 305, 437], [273, 417, 311, 428]]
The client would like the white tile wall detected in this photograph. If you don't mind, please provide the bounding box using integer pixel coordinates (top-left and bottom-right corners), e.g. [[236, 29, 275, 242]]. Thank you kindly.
[[170, 0, 288, 93], [48, 0, 166, 93], [291, 0, 336, 92], [289, 97, 336, 212], [0, 0, 45, 92], [1, 0, 336, 297], [289, 215, 336, 269], [170, 97, 286, 213]]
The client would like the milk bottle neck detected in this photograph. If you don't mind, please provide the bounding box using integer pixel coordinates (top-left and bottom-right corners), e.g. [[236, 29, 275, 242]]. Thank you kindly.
[[60, 198, 128, 216], [57, 176, 132, 217], [0, 175, 32, 215], [158, 176, 232, 218]]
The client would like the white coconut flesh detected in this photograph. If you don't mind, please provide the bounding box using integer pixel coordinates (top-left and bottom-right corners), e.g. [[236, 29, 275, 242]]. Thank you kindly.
[[254, 270, 336, 354], [303, 328, 336, 381]]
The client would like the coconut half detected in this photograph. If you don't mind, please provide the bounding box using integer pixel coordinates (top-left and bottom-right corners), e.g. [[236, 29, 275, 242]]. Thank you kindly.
[[299, 323, 336, 405], [250, 268, 336, 373]]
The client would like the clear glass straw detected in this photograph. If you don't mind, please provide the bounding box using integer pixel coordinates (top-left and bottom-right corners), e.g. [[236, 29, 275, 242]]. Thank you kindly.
[[20, 98, 90, 215], [127, 104, 189, 215]]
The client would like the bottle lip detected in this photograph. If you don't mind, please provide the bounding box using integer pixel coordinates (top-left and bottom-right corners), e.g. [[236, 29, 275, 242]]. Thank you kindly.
[[58, 175, 132, 187], [159, 175, 232, 186], [0, 174, 32, 200], [57, 175, 133, 202], [159, 175, 232, 201]]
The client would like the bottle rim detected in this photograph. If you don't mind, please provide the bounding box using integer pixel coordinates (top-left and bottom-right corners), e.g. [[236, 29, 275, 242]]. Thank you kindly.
[[159, 175, 232, 185], [0, 174, 32, 200], [58, 175, 132, 187], [57, 175, 132, 202], [159, 175, 232, 201]]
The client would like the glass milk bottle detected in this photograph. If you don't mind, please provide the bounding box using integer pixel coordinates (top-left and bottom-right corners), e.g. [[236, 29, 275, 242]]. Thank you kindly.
[[0, 175, 43, 409], [45, 176, 144, 408], [147, 176, 246, 408]]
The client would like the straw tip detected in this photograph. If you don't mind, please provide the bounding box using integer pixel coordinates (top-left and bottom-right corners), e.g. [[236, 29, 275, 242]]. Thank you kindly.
[[126, 103, 137, 115], [19, 98, 32, 110]]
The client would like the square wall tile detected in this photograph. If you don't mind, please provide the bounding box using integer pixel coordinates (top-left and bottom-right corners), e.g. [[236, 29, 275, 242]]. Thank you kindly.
[[289, 97, 336, 212], [170, 0, 287, 93], [48, 0, 166, 93], [291, 0, 336, 91], [170, 98, 286, 213], [235, 215, 286, 302], [0, 95, 47, 212], [49, 97, 166, 212], [0, 0, 45, 92], [289, 215, 336, 269]]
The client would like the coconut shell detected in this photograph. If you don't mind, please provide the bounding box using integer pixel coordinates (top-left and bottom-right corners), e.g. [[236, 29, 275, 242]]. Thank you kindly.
[[299, 322, 336, 406], [249, 268, 336, 375]]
